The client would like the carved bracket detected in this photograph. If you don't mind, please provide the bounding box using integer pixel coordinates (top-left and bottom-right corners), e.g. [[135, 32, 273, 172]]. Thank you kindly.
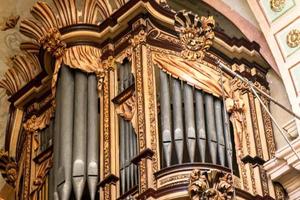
[[188, 169, 234, 200]]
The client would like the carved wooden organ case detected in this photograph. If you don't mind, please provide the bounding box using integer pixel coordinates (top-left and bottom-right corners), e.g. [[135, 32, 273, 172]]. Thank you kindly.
[[0, 0, 279, 199]]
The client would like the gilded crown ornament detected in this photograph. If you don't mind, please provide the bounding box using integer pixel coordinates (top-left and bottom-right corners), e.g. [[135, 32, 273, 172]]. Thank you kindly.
[[188, 169, 234, 200], [175, 10, 215, 61], [270, 0, 285, 12], [286, 29, 300, 48]]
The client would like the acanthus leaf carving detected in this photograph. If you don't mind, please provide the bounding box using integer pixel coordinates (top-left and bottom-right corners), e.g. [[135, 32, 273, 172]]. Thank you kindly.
[[129, 30, 147, 48], [189, 169, 234, 200], [39, 28, 66, 58], [31, 156, 53, 199]]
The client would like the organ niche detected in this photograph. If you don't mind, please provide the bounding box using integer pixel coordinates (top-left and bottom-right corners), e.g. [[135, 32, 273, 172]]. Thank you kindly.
[[0, 0, 278, 200]]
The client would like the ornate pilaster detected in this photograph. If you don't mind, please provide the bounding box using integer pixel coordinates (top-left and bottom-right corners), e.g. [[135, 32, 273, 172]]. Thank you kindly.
[[131, 28, 149, 193]]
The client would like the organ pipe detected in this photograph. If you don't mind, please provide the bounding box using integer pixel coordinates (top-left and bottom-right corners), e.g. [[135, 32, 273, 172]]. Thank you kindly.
[[184, 84, 196, 163], [159, 71, 172, 167], [172, 79, 184, 164], [87, 74, 99, 200], [72, 72, 88, 199], [204, 94, 218, 164], [195, 90, 206, 163], [57, 66, 74, 200], [214, 99, 226, 166]]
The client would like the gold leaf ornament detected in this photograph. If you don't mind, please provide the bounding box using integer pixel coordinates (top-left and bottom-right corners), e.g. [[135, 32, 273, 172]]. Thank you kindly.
[[175, 10, 215, 61]]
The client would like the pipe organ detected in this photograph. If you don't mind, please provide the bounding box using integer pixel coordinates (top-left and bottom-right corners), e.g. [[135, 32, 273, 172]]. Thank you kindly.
[[158, 70, 235, 169], [0, 0, 281, 199]]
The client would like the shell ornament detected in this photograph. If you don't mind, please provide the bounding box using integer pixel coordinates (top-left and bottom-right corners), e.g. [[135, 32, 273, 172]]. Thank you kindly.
[[175, 10, 215, 61]]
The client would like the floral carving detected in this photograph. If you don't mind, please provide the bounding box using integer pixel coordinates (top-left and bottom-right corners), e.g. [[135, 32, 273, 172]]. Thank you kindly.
[[286, 29, 300, 48], [175, 10, 215, 61], [96, 56, 116, 94], [31, 157, 53, 199], [270, 0, 285, 12], [129, 30, 147, 48], [39, 28, 66, 58], [188, 169, 233, 200], [0, 150, 18, 187]]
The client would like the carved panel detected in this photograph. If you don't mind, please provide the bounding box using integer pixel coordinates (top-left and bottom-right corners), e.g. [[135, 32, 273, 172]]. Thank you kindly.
[[188, 169, 233, 200]]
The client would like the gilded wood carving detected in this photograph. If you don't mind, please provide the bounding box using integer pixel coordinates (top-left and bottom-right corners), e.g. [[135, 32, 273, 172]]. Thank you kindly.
[[175, 10, 215, 61], [0, 53, 41, 96], [188, 169, 233, 200], [31, 156, 53, 200], [0, 150, 18, 187]]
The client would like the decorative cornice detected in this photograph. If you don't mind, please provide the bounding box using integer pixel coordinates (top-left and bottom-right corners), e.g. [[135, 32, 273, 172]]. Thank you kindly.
[[0, 150, 18, 187], [188, 169, 234, 200], [175, 10, 215, 61]]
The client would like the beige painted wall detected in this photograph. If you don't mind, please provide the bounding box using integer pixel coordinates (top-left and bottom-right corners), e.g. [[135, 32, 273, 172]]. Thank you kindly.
[[267, 69, 293, 149]]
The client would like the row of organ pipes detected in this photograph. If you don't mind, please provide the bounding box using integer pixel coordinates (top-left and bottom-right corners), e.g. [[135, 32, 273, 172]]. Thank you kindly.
[[159, 70, 234, 168], [118, 61, 139, 195], [52, 66, 100, 200], [42, 62, 236, 199]]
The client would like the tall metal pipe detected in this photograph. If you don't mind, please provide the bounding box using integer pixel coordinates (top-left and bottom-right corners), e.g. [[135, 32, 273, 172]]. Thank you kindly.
[[119, 118, 125, 194], [204, 94, 218, 164], [53, 68, 62, 200], [159, 71, 172, 167], [172, 79, 184, 164], [223, 111, 233, 168], [195, 90, 206, 163], [72, 71, 88, 200], [214, 99, 226, 166], [87, 74, 99, 200], [57, 66, 74, 200], [183, 84, 196, 163]]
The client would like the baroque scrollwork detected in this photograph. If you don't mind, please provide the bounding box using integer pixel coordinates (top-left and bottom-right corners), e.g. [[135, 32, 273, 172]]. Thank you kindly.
[[39, 28, 66, 58], [23, 104, 55, 151], [31, 157, 53, 199], [0, 150, 18, 187], [23, 104, 55, 133], [188, 169, 233, 200], [286, 29, 300, 48], [175, 10, 215, 61], [130, 30, 147, 48]]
